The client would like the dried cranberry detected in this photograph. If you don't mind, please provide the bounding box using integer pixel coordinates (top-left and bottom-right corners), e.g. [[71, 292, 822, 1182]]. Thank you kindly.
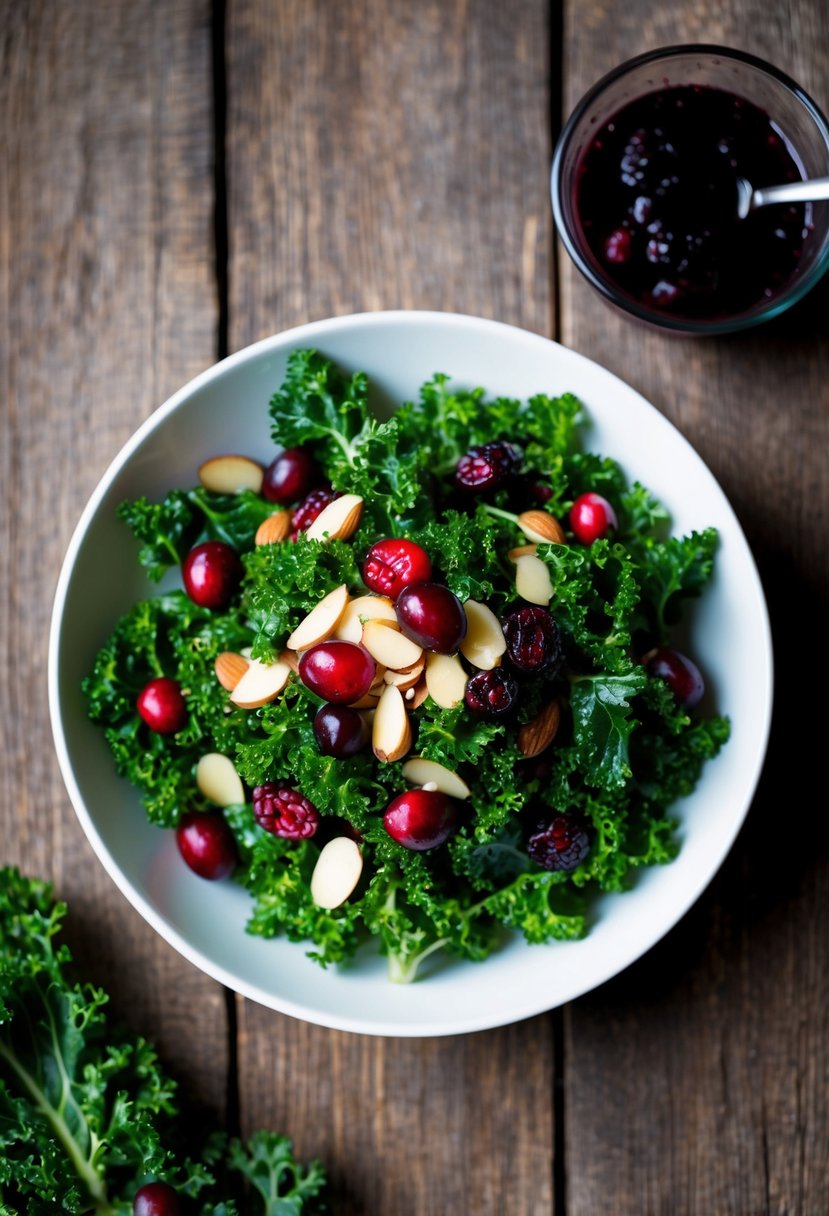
[[464, 668, 519, 717], [527, 813, 592, 872], [502, 606, 563, 676], [453, 441, 522, 493], [252, 784, 320, 840], [292, 485, 340, 533]]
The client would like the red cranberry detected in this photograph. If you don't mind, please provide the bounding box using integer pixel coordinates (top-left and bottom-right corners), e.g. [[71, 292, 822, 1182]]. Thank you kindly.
[[383, 789, 459, 850], [362, 538, 433, 600], [527, 813, 592, 872], [569, 492, 618, 544], [133, 1181, 181, 1216], [395, 582, 467, 654], [604, 227, 633, 264], [252, 784, 320, 839], [292, 485, 340, 533], [644, 645, 705, 708], [313, 704, 369, 757], [136, 677, 187, 734], [176, 811, 237, 880], [453, 441, 523, 493], [182, 540, 243, 609], [298, 641, 376, 704], [464, 668, 519, 717], [502, 606, 563, 675], [262, 446, 318, 504]]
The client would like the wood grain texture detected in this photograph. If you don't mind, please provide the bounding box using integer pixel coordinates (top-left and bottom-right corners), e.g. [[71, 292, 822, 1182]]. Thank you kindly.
[[226, 2, 556, 1212], [0, 0, 230, 1114], [560, 5, 829, 1213]]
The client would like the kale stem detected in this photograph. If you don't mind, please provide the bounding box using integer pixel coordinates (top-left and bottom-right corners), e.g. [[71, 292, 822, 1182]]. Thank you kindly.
[[481, 504, 518, 525]]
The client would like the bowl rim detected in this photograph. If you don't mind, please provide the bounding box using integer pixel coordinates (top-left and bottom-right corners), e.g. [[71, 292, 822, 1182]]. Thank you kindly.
[[48, 309, 775, 1035], [550, 42, 829, 334]]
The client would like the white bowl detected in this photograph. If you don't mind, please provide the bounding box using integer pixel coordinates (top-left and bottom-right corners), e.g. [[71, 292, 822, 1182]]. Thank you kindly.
[[48, 311, 772, 1037]]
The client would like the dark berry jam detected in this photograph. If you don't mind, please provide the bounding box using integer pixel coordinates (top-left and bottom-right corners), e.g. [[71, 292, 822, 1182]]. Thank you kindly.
[[574, 84, 809, 320]]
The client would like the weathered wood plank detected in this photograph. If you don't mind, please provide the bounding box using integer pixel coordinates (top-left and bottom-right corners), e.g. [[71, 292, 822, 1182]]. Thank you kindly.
[[0, 0, 229, 1113], [226, 2, 556, 1211], [559, 6, 829, 1213]]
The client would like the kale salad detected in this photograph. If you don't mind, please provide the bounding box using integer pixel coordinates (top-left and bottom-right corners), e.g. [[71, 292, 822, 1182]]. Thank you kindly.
[[83, 350, 729, 983]]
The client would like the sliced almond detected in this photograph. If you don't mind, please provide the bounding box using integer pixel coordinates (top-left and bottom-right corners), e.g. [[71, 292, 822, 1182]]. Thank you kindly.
[[361, 619, 423, 669], [518, 699, 562, 758], [460, 600, 507, 671], [372, 684, 413, 762], [514, 553, 554, 606], [402, 757, 471, 800], [286, 584, 350, 651], [255, 510, 292, 546], [517, 509, 567, 545], [278, 647, 299, 673], [508, 543, 539, 561], [196, 753, 245, 806], [214, 651, 249, 691], [334, 594, 398, 643], [383, 655, 425, 691], [310, 837, 364, 909], [348, 690, 382, 710], [305, 493, 364, 543], [424, 651, 468, 709], [198, 454, 264, 495], [230, 656, 292, 709]]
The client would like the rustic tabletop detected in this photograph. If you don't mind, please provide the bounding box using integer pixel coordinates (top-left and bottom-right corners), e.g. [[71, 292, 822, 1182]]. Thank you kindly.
[[3, 2, 828, 1213]]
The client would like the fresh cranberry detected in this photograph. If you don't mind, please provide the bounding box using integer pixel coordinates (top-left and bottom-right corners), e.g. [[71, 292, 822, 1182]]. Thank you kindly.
[[176, 811, 237, 880], [394, 582, 467, 654], [298, 641, 376, 704], [136, 677, 187, 734], [252, 784, 320, 839], [527, 813, 592, 872], [292, 485, 340, 533], [453, 441, 523, 493], [133, 1181, 181, 1216], [569, 492, 618, 544], [464, 668, 519, 717], [383, 789, 459, 850], [181, 540, 243, 609], [362, 538, 433, 600], [262, 446, 318, 504], [644, 645, 705, 708], [502, 606, 563, 676], [313, 704, 369, 757]]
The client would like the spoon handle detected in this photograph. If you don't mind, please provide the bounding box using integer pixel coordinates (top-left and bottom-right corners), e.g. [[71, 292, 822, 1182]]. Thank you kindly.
[[753, 176, 829, 209]]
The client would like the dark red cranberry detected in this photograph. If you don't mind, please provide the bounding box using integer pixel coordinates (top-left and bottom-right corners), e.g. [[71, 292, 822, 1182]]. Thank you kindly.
[[569, 492, 618, 544], [362, 538, 433, 600], [395, 582, 467, 654], [136, 677, 187, 734], [464, 668, 519, 717], [313, 704, 369, 757], [604, 227, 633, 264], [453, 441, 523, 493], [176, 811, 237, 880], [644, 645, 705, 708], [527, 813, 592, 872], [383, 789, 459, 851], [181, 540, 243, 609], [252, 784, 320, 840], [530, 481, 554, 504], [292, 485, 340, 533], [298, 641, 376, 704], [502, 606, 563, 676], [262, 446, 318, 505], [133, 1181, 181, 1216]]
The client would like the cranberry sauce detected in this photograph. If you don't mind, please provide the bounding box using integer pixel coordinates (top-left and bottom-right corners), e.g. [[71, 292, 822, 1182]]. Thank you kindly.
[[574, 84, 809, 320]]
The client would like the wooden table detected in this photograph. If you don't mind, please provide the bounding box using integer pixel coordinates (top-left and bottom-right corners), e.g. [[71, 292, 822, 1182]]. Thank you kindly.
[[3, 3, 828, 1212]]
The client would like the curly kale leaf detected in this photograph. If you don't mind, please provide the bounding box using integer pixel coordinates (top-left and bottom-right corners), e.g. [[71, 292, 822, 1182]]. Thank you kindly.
[[409, 508, 505, 604], [569, 671, 648, 790], [118, 489, 274, 582], [630, 526, 720, 638], [0, 870, 328, 1215]]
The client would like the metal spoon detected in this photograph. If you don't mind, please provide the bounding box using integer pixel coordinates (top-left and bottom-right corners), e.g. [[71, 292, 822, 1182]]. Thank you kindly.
[[735, 174, 829, 220]]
